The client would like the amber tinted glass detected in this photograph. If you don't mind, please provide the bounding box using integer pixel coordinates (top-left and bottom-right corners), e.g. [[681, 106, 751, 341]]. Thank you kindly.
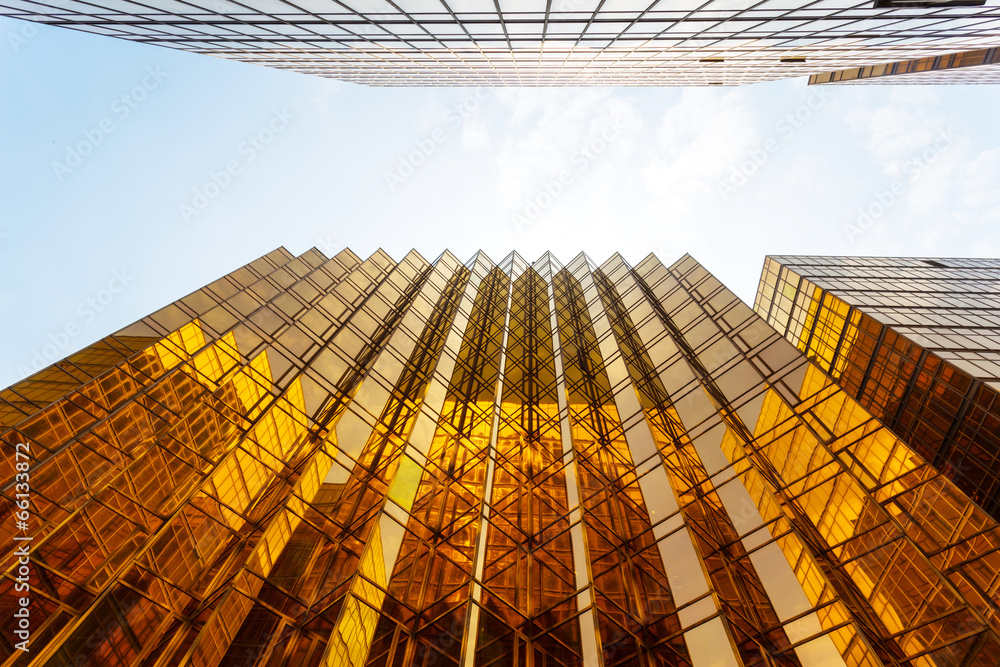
[[3, 249, 999, 667]]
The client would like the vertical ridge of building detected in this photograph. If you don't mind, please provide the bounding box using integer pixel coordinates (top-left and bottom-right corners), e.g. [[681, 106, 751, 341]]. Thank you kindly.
[[544, 253, 603, 667], [461, 251, 513, 667]]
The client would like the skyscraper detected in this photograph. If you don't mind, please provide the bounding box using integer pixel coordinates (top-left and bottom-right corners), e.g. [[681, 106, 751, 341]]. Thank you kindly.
[[2, 0, 1000, 85], [809, 46, 1000, 84], [754, 255, 1000, 520], [3, 248, 1000, 667]]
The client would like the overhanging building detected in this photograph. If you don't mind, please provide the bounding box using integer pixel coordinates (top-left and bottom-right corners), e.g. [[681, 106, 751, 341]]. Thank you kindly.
[[809, 45, 1000, 84], [755, 255, 1000, 521], [3, 248, 1000, 666], [2, 0, 1000, 85]]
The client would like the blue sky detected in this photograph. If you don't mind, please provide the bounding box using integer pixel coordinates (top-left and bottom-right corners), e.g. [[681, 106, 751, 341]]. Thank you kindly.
[[2, 15, 1000, 388]]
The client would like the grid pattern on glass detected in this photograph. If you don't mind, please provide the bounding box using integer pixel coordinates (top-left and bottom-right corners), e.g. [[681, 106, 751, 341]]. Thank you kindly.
[[810, 45, 1000, 82], [3, 0, 1000, 84], [754, 254, 1000, 521], [2, 248, 1000, 667]]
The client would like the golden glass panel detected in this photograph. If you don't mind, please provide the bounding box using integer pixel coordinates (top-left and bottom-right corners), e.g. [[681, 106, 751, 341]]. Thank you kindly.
[[4, 250, 999, 667]]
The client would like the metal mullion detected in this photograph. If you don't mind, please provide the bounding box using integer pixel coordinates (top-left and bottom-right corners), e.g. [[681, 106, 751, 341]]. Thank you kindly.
[[625, 257, 872, 667], [649, 260, 1000, 665], [580, 262, 724, 664], [544, 267, 605, 667], [117, 254, 416, 663], [309, 254, 473, 667], [460, 259, 514, 667], [346, 0, 485, 84], [434, 0, 508, 82], [579, 0, 766, 78], [29, 0, 329, 62], [489, 0, 520, 81]]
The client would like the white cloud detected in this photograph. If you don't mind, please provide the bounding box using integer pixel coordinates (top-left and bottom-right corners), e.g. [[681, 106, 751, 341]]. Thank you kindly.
[[491, 89, 643, 209], [308, 77, 343, 117], [462, 116, 491, 149], [958, 148, 1000, 209], [841, 87, 948, 175], [643, 88, 759, 207]]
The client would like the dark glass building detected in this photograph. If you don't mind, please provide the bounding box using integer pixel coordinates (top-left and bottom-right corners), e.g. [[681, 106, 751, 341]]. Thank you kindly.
[[3, 248, 1000, 667], [754, 255, 1000, 519]]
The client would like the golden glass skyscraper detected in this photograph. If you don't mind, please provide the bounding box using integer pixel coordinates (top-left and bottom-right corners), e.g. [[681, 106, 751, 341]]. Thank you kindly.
[[3, 247, 1000, 667], [755, 255, 1000, 520]]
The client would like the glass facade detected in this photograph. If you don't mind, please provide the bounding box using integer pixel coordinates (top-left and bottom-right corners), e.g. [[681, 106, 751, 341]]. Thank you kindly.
[[755, 255, 1000, 520], [3, 0, 1000, 85], [4, 247, 1000, 666], [809, 46, 1000, 84]]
